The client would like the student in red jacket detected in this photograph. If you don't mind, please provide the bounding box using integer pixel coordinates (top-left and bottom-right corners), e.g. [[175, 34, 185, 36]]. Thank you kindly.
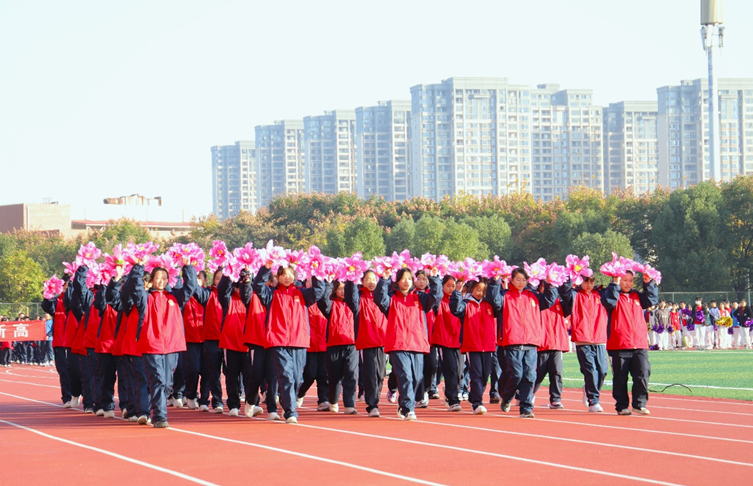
[[70, 266, 104, 415], [432, 275, 464, 411], [194, 270, 225, 412], [486, 268, 557, 418], [253, 262, 325, 424], [216, 271, 252, 417], [170, 271, 207, 409], [413, 270, 439, 409], [533, 293, 569, 409], [374, 267, 441, 421], [242, 272, 279, 420], [559, 275, 608, 412], [41, 275, 82, 408], [92, 268, 120, 419], [129, 258, 196, 428], [601, 270, 659, 415], [450, 278, 496, 415], [345, 270, 387, 417], [431, 275, 464, 411], [297, 278, 330, 412], [318, 279, 358, 414], [106, 269, 136, 418]]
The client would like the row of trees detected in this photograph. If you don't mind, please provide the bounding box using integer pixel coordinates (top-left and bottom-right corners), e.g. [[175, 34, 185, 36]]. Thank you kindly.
[[1, 177, 751, 304]]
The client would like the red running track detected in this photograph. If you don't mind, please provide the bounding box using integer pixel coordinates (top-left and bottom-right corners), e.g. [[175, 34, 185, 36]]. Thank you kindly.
[[1, 363, 752, 486]]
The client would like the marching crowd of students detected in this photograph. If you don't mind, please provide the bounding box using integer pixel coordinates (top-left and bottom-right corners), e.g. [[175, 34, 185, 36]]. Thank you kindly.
[[16, 252, 704, 429], [645, 298, 753, 351]]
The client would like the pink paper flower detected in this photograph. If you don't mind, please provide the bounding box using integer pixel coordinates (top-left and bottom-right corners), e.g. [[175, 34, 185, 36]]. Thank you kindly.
[[232, 243, 264, 273], [340, 253, 370, 283], [125, 242, 159, 265], [167, 243, 206, 272], [393, 250, 422, 274], [43, 275, 64, 299], [207, 240, 229, 273], [599, 252, 636, 278], [286, 249, 305, 268], [77, 242, 102, 267], [642, 264, 662, 284], [524, 258, 549, 288], [298, 246, 327, 280], [545, 262, 568, 287], [371, 255, 397, 280], [222, 255, 245, 282], [481, 256, 517, 281], [565, 254, 594, 286], [145, 253, 180, 286], [450, 258, 482, 282], [265, 240, 288, 272], [62, 261, 77, 276]]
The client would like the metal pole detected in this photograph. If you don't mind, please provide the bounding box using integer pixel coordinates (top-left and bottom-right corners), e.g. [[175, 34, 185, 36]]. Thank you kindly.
[[707, 44, 717, 180]]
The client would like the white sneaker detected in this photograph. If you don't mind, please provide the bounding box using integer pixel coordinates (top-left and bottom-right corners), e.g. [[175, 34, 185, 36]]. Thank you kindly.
[[211, 406, 224, 414], [397, 409, 406, 419], [317, 401, 331, 411], [70, 396, 80, 408], [63, 401, 72, 409], [166, 398, 174, 407], [632, 407, 651, 415], [173, 398, 184, 408], [198, 404, 210, 412], [416, 397, 429, 408], [582, 386, 589, 408], [128, 416, 139, 422], [95, 409, 105, 416], [185, 398, 197, 410], [473, 405, 488, 415], [228, 408, 239, 417], [462, 393, 469, 401], [387, 390, 397, 403], [268, 412, 280, 421], [329, 403, 339, 413], [368, 408, 380, 418], [448, 403, 462, 412], [84, 408, 94, 414], [296, 397, 304, 408], [103, 410, 115, 418], [588, 404, 604, 413], [405, 412, 417, 421], [137, 415, 149, 425], [286, 416, 298, 424], [343, 407, 357, 415]]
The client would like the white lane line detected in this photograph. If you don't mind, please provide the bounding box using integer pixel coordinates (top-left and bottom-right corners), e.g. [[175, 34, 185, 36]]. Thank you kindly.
[[0, 391, 449, 486], [426, 406, 753, 444], [0, 419, 219, 486], [557, 386, 753, 407], [288, 421, 687, 486], [555, 396, 753, 417], [0, 378, 60, 389], [168, 427, 450, 486], [375, 411, 753, 468], [560, 376, 753, 392]]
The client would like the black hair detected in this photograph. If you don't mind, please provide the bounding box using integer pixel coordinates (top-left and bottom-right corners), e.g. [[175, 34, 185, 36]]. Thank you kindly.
[[149, 267, 167, 283], [198, 271, 207, 281], [330, 280, 344, 300], [442, 275, 456, 286], [467, 278, 488, 293], [415, 269, 427, 279], [510, 268, 528, 281], [395, 268, 414, 283], [362, 269, 377, 281], [62, 274, 71, 283], [277, 266, 297, 279]]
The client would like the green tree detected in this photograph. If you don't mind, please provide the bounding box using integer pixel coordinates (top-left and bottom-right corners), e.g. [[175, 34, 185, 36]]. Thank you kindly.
[[0, 250, 46, 303], [461, 215, 512, 259], [440, 220, 487, 260], [412, 215, 447, 256], [652, 182, 730, 291], [720, 177, 753, 292], [384, 217, 415, 254], [324, 217, 385, 258], [570, 230, 634, 287]]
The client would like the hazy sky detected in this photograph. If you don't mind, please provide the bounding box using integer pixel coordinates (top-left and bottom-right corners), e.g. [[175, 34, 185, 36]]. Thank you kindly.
[[1, 0, 751, 218]]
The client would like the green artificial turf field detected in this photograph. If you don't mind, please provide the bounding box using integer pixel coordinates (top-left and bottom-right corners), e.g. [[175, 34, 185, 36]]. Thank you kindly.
[[559, 349, 753, 401]]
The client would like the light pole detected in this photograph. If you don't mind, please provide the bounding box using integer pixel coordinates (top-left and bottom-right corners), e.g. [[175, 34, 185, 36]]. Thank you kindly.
[[701, 0, 724, 181]]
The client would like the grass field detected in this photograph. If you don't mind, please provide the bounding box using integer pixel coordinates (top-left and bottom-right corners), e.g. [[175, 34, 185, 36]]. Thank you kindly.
[[559, 349, 753, 401]]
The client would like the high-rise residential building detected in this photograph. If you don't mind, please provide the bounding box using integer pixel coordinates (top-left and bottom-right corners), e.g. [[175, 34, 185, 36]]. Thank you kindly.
[[211, 140, 256, 219], [410, 77, 535, 200], [657, 78, 753, 189], [603, 101, 659, 194], [254, 120, 306, 207], [303, 110, 357, 194], [530, 85, 605, 201], [355, 101, 411, 201]]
